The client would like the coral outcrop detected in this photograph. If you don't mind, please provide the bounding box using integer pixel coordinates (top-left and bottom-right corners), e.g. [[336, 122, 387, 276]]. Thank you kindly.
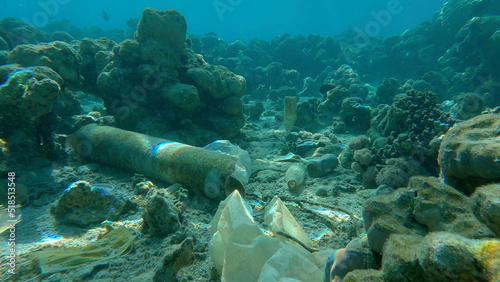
[[438, 113, 500, 195], [94, 8, 246, 140]]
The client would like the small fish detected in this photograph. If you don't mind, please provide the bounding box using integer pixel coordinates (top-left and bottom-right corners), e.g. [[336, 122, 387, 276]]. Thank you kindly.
[[102, 10, 110, 23]]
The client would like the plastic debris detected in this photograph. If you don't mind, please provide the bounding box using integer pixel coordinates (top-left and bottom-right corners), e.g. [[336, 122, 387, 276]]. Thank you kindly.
[[34, 226, 135, 274], [0, 205, 21, 234], [284, 164, 307, 190], [67, 124, 247, 200], [209, 190, 332, 281]]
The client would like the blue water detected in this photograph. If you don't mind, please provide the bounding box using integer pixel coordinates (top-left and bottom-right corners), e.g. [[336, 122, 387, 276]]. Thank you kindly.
[[0, 0, 448, 40]]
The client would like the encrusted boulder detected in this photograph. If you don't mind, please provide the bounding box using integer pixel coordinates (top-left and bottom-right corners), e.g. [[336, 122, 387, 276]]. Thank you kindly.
[[363, 176, 495, 254], [7, 41, 81, 85], [135, 8, 187, 51], [471, 184, 500, 237], [438, 114, 500, 195], [53, 181, 125, 226]]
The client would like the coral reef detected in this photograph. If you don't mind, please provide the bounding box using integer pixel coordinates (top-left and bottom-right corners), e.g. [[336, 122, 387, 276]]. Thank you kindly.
[[472, 184, 500, 237], [0, 68, 62, 158], [438, 113, 500, 195], [90, 8, 247, 140], [52, 181, 126, 226], [337, 176, 499, 280], [143, 192, 182, 237], [369, 90, 454, 174], [8, 41, 81, 86]]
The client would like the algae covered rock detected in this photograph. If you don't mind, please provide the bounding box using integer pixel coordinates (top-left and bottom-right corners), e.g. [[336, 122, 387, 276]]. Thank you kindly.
[[77, 37, 116, 88], [135, 8, 186, 51], [186, 64, 246, 100], [94, 8, 247, 140], [143, 193, 181, 237], [419, 232, 500, 281], [135, 8, 187, 68], [7, 41, 81, 85], [438, 114, 500, 195], [161, 82, 200, 112], [450, 93, 485, 120], [363, 176, 495, 253], [347, 232, 500, 282], [53, 181, 125, 226], [471, 184, 500, 237], [0, 69, 60, 124]]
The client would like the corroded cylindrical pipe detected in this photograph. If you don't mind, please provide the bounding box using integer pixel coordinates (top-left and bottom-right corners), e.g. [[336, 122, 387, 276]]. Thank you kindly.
[[67, 124, 245, 200], [284, 164, 306, 190]]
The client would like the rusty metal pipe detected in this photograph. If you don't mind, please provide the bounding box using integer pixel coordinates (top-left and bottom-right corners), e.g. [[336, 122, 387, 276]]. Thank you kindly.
[[67, 124, 245, 200]]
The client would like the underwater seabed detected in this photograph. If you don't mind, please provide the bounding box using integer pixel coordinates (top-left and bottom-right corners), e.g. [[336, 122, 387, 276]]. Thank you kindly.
[[0, 0, 500, 281]]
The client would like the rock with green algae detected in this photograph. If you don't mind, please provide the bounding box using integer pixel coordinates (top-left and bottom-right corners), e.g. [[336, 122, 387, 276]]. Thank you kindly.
[[343, 233, 500, 282], [0, 64, 63, 86], [77, 37, 117, 88], [0, 69, 60, 123], [53, 181, 125, 227], [136, 8, 187, 51], [472, 183, 500, 237], [438, 113, 500, 195], [7, 41, 81, 85], [362, 176, 495, 254], [419, 232, 500, 282], [135, 8, 187, 68], [95, 8, 246, 140]]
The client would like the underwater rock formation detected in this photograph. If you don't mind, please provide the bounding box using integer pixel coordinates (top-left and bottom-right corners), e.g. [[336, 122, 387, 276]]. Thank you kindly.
[[92, 8, 246, 140], [375, 77, 402, 105], [438, 113, 500, 195], [0, 68, 62, 158], [369, 90, 454, 174], [8, 41, 81, 86], [344, 232, 499, 282], [143, 192, 182, 237], [338, 175, 500, 281], [449, 93, 486, 120], [0, 17, 50, 50], [472, 184, 500, 237], [52, 181, 126, 226], [363, 177, 495, 247], [339, 97, 372, 132], [77, 37, 116, 90]]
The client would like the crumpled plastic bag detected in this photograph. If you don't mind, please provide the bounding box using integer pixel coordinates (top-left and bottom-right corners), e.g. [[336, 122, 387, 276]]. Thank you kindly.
[[203, 140, 252, 184], [264, 196, 312, 249], [209, 190, 332, 282], [35, 226, 135, 274]]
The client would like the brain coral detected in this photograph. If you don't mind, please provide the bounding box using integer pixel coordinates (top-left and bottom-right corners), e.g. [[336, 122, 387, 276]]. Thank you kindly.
[[438, 114, 500, 195]]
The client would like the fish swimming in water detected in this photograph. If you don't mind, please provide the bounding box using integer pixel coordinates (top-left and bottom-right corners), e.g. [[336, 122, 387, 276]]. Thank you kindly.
[[102, 10, 110, 23]]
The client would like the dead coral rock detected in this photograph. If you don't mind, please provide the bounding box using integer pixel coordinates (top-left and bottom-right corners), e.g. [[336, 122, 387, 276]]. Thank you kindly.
[[346, 232, 500, 282], [418, 232, 500, 282], [380, 234, 425, 281], [77, 37, 116, 87], [471, 184, 500, 237], [162, 82, 200, 112], [136, 8, 187, 51], [186, 65, 246, 100], [375, 158, 423, 189], [0, 69, 60, 123], [363, 176, 495, 254], [53, 181, 125, 226], [438, 113, 500, 195], [8, 41, 81, 85], [353, 148, 374, 166], [143, 192, 181, 237]]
